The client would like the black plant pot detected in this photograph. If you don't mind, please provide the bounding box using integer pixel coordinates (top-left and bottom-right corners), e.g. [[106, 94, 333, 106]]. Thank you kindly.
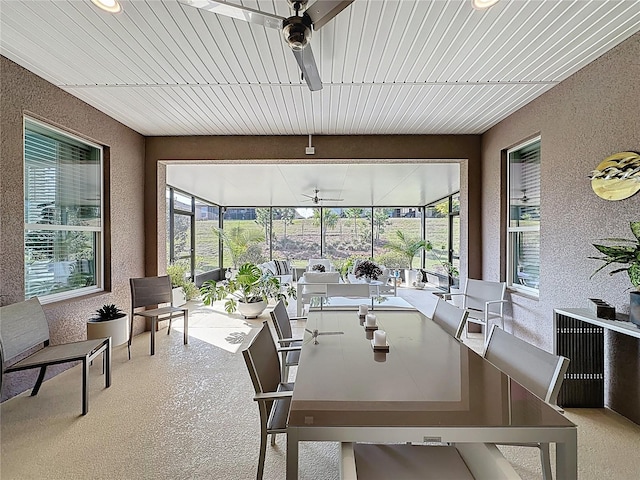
[[630, 291, 640, 327]]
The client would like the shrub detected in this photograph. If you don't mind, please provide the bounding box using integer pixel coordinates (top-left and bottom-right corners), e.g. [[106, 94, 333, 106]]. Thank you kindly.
[[375, 251, 406, 269], [167, 263, 199, 301]]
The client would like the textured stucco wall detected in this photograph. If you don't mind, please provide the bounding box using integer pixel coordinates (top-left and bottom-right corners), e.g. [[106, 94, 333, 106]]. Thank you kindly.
[[481, 32, 640, 422], [0, 57, 146, 400]]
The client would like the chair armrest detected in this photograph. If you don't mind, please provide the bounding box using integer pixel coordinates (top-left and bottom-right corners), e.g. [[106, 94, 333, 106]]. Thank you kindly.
[[277, 346, 302, 353], [485, 299, 508, 306], [484, 299, 508, 317], [278, 337, 304, 345], [434, 292, 465, 301], [254, 391, 293, 402], [289, 316, 307, 321]]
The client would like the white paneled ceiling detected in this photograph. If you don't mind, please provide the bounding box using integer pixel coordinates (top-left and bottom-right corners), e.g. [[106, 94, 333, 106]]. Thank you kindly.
[[2, 0, 639, 206], [166, 161, 460, 206]]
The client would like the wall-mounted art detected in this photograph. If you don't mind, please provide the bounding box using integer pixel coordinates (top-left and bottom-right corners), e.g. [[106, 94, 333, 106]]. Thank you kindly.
[[588, 151, 640, 201]]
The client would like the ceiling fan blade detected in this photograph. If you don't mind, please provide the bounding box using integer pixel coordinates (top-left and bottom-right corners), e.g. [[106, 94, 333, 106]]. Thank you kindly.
[[320, 198, 344, 201], [301, 193, 314, 199], [178, 0, 283, 30], [292, 46, 322, 91], [306, 0, 355, 30]]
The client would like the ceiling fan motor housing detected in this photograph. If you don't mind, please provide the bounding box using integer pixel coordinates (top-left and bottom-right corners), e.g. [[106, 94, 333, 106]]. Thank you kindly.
[[282, 14, 312, 51]]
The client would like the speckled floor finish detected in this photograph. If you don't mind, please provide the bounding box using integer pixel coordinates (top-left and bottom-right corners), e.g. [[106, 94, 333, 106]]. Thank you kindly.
[[2, 288, 639, 479]]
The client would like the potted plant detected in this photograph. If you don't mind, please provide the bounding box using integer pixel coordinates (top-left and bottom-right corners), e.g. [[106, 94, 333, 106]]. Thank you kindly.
[[589, 221, 640, 326], [353, 260, 383, 283], [167, 263, 199, 307], [200, 262, 297, 319], [86, 303, 129, 346], [387, 230, 432, 287], [440, 261, 460, 289]]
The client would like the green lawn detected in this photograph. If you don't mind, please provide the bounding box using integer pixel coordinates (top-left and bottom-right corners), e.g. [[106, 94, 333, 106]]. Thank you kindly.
[[179, 214, 453, 271]]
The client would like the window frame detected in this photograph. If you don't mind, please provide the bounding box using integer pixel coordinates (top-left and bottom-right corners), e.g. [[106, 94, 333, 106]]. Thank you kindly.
[[506, 136, 540, 297], [23, 117, 104, 303]]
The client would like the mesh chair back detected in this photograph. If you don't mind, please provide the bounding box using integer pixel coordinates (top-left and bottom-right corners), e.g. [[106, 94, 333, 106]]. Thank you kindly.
[[270, 300, 293, 340], [243, 322, 281, 398], [484, 325, 569, 404], [463, 279, 506, 314], [0, 298, 50, 360], [431, 298, 469, 339], [130, 275, 173, 309], [326, 283, 370, 298]]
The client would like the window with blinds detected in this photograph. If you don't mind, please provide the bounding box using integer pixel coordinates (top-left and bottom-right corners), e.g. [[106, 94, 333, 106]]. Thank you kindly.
[[507, 137, 540, 295], [24, 118, 103, 301]]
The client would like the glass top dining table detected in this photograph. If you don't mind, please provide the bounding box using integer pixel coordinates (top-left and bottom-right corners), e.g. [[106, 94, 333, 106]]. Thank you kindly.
[[286, 309, 577, 479]]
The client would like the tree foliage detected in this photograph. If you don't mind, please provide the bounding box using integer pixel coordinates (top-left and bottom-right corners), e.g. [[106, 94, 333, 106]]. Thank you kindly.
[[387, 230, 431, 269], [215, 225, 264, 269]]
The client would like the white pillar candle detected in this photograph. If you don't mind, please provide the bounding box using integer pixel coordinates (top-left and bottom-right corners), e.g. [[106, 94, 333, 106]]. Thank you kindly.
[[358, 304, 368, 315], [374, 330, 386, 346], [365, 313, 376, 327]]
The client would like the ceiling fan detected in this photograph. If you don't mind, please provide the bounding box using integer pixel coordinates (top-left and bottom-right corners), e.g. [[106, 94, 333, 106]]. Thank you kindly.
[[511, 189, 529, 203], [302, 188, 344, 204], [178, 0, 355, 91]]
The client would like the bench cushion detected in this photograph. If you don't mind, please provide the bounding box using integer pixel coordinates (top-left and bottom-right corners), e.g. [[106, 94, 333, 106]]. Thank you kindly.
[[303, 272, 340, 283]]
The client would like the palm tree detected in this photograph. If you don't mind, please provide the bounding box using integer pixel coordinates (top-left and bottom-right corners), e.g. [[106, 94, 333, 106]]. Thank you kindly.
[[215, 225, 264, 269], [372, 208, 391, 242], [278, 208, 296, 240], [254, 208, 271, 245], [388, 230, 431, 269], [312, 209, 340, 250], [344, 208, 363, 235]]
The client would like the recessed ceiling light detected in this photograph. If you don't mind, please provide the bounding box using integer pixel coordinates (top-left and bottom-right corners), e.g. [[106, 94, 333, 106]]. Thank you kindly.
[[471, 0, 500, 10], [91, 0, 122, 14]]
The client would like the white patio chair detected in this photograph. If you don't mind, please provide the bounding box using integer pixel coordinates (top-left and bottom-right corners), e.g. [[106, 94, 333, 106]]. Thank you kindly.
[[431, 297, 469, 340], [441, 278, 507, 343], [483, 325, 570, 480], [307, 258, 333, 272]]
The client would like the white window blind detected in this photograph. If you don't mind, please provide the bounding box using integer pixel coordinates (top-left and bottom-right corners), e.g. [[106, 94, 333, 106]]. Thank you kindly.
[[507, 138, 540, 295], [24, 118, 103, 301]]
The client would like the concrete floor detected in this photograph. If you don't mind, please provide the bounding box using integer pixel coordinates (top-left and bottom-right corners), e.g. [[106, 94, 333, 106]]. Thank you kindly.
[[2, 286, 639, 479]]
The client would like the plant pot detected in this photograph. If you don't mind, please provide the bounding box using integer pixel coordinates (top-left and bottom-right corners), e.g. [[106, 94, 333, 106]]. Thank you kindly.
[[87, 314, 130, 346], [172, 287, 186, 307], [237, 299, 267, 319], [630, 291, 640, 327], [405, 269, 418, 287]]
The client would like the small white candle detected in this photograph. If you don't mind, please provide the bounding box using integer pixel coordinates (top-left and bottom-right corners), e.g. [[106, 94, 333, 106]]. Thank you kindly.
[[365, 313, 376, 327], [374, 330, 387, 346], [358, 304, 368, 315]]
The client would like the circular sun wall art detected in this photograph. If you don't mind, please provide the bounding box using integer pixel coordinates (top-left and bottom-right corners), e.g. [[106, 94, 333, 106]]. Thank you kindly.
[[589, 151, 640, 201]]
